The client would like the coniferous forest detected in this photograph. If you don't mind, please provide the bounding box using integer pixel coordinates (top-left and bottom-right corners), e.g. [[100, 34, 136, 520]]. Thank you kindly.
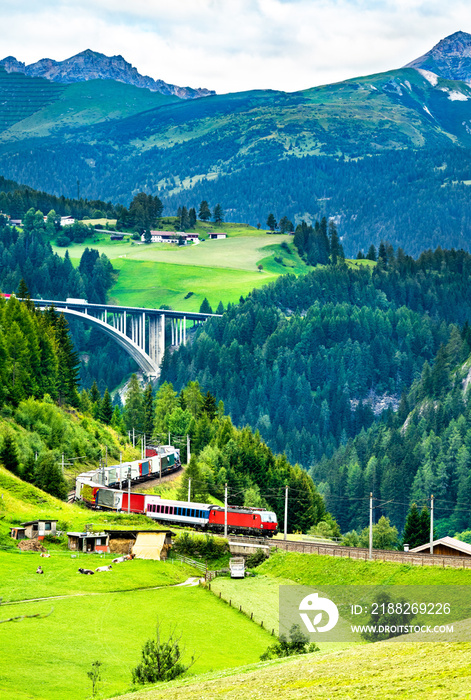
[[160, 246, 471, 535]]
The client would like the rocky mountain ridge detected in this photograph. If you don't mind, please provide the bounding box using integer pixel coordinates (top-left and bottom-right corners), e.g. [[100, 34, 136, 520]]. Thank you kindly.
[[405, 30, 471, 83], [0, 49, 215, 100]]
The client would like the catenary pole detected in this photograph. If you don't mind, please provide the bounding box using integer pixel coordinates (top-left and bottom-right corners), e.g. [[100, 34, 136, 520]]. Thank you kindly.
[[284, 485, 288, 541], [369, 492, 373, 560], [188, 477, 191, 502], [430, 494, 434, 554], [224, 483, 228, 538]]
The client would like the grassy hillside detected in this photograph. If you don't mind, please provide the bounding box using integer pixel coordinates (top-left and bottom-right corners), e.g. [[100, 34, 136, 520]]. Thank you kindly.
[[0, 72, 179, 141], [106, 640, 471, 700], [0, 580, 272, 699], [3, 67, 471, 254], [54, 225, 308, 310]]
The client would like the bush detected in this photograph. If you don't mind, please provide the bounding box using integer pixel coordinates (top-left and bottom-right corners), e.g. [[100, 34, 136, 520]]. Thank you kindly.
[[173, 532, 228, 560], [132, 621, 194, 685], [260, 624, 319, 660], [246, 548, 268, 569], [56, 235, 71, 247]]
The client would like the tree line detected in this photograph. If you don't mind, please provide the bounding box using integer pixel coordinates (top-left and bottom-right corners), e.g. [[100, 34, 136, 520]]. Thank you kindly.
[[159, 246, 471, 531]]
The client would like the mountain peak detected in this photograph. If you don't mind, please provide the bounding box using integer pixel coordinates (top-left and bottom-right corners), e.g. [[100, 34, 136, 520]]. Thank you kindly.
[[0, 50, 215, 100], [405, 31, 471, 82]]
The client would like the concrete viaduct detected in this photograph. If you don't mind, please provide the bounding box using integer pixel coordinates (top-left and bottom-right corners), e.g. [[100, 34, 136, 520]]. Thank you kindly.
[[31, 298, 221, 378]]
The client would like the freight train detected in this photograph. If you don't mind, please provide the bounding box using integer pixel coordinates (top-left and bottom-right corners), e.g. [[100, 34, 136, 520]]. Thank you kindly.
[[74, 444, 278, 537]]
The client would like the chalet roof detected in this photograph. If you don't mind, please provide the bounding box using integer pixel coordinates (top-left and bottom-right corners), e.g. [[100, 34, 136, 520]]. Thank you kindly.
[[21, 520, 58, 526], [409, 536, 471, 555]]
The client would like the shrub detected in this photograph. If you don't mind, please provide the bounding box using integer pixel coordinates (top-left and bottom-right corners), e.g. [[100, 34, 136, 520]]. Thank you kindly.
[[260, 624, 319, 660], [132, 621, 194, 685], [246, 548, 268, 569]]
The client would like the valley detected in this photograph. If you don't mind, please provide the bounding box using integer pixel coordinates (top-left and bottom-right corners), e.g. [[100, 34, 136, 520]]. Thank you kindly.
[[3, 23, 471, 700]]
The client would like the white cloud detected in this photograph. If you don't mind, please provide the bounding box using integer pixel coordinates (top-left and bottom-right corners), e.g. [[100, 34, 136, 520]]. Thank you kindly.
[[1, 1, 471, 92]]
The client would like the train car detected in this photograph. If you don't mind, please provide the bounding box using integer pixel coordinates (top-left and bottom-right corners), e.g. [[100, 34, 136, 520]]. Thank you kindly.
[[145, 496, 213, 529], [120, 491, 146, 514], [80, 482, 100, 507], [208, 506, 278, 536], [139, 460, 150, 477]]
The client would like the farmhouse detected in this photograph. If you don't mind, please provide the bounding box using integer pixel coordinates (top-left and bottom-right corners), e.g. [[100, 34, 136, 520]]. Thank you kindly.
[[409, 536, 471, 558], [208, 232, 227, 239], [10, 520, 58, 540], [141, 231, 199, 244]]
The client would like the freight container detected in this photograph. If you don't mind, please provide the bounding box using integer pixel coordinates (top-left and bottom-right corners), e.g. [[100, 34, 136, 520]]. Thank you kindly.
[[120, 492, 145, 513]]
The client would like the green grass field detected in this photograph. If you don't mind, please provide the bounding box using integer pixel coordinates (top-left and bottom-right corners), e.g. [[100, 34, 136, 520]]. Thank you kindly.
[[111, 640, 471, 700], [0, 584, 271, 699], [0, 551, 197, 602], [259, 550, 471, 586], [54, 225, 308, 310]]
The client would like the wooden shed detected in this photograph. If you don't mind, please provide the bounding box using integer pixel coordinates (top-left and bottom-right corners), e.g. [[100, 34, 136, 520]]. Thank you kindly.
[[11, 520, 58, 540], [105, 530, 174, 558], [67, 532, 110, 553], [410, 536, 471, 558]]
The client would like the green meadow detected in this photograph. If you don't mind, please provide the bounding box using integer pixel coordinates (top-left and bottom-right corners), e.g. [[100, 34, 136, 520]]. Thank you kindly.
[[112, 640, 471, 700], [54, 224, 308, 310], [0, 583, 271, 700]]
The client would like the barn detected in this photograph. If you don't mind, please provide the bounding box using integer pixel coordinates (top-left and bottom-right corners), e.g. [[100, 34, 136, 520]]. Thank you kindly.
[[409, 536, 471, 558], [106, 529, 174, 559]]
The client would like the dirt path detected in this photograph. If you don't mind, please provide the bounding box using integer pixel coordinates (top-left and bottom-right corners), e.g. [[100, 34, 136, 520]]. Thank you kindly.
[[1, 576, 203, 607]]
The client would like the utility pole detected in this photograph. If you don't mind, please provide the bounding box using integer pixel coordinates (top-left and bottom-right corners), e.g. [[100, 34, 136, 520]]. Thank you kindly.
[[119, 452, 122, 490], [105, 445, 108, 468], [284, 485, 288, 541], [132, 427, 135, 448], [61, 452, 65, 476], [140, 435, 144, 460], [369, 492, 373, 560], [188, 477, 191, 502], [187, 434, 191, 465], [224, 483, 228, 538], [127, 467, 131, 514], [168, 432, 171, 446], [430, 494, 434, 555]]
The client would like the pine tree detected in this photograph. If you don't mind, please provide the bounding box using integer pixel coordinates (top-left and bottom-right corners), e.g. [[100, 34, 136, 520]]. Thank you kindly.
[[402, 503, 422, 548], [100, 388, 113, 424], [54, 314, 80, 406], [419, 506, 431, 545], [188, 207, 197, 228], [202, 391, 217, 420], [124, 374, 144, 433], [266, 213, 277, 232], [213, 204, 224, 225], [143, 383, 155, 440], [199, 298, 213, 314], [0, 432, 20, 475], [198, 201, 211, 221]]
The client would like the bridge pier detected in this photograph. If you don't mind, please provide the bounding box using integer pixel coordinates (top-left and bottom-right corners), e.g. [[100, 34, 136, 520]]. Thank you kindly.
[[32, 299, 219, 379]]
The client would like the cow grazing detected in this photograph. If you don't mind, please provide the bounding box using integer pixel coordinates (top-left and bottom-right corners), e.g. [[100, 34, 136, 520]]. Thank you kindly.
[[95, 565, 112, 572], [36, 565, 44, 574], [78, 568, 94, 575]]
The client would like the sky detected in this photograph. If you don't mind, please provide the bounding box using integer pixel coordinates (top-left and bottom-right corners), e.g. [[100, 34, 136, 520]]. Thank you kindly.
[[2, 0, 471, 93]]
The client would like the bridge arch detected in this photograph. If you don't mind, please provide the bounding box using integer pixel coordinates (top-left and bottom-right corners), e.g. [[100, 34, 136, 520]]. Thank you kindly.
[[54, 308, 160, 377]]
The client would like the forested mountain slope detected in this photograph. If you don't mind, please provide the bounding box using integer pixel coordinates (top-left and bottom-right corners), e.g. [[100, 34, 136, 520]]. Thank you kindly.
[[315, 327, 471, 537], [160, 248, 471, 474], [4, 35, 471, 252]]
